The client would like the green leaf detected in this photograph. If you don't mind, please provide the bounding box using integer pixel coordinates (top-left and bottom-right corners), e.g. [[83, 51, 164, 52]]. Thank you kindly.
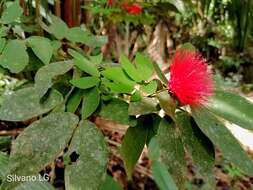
[[65, 27, 91, 44], [146, 115, 161, 145], [156, 118, 186, 189], [68, 49, 100, 77], [70, 76, 100, 89], [168, 0, 186, 14], [14, 181, 55, 190], [99, 99, 130, 125], [141, 80, 157, 95], [120, 55, 142, 82], [1, 1, 23, 24], [152, 62, 168, 84], [0, 88, 63, 122], [179, 42, 196, 51], [51, 40, 61, 54], [82, 86, 100, 119], [121, 121, 148, 177], [134, 53, 154, 81], [65, 27, 88, 43], [0, 137, 11, 151], [148, 137, 160, 161], [157, 91, 176, 120], [101, 67, 135, 87], [207, 90, 253, 131], [102, 79, 133, 94], [0, 38, 6, 53], [0, 40, 28, 73], [1, 112, 78, 189], [130, 90, 142, 102], [66, 89, 83, 113], [177, 112, 215, 188], [27, 36, 53, 65], [0, 27, 9, 38], [66, 27, 108, 48], [35, 61, 73, 97], [192, 107, 253, 176], [92, 35, 108, 48], [152, 160, 178, 190], [48, 15, 68, 40], [0, 152, 9, 180], [65, 27, 107, 48], [89, 53, 103, 66], [65, 120, 108, 190], [128, 97, 158, 116], [100, 175, 122, 190]]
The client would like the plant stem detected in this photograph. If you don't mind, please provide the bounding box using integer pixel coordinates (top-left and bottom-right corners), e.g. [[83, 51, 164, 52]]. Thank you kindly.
[[125, 21, 130, 57], [35, 0, 43, 35]]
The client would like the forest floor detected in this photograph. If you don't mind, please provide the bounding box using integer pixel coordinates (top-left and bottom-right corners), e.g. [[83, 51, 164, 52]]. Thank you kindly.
[[93, 117, 253, 190]]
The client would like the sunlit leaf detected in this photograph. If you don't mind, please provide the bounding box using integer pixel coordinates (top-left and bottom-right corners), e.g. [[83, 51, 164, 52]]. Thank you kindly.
[[141, 80, 157, 95], [70, 76, 100, 89], [120, 54, 142, 82], [207, 90, 253, 131], [101, 67, 135, 87], [134, 53, 154, 81], [192, 107, 253, 176], [102, 79, 133, 94]]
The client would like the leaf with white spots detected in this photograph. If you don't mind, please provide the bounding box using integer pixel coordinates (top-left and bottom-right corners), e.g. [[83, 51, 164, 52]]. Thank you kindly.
[[1, 112, 79, 189], [0, 88, 63, 122], [27, 36, 53, 65], [35, 61, 73, 97], [65, 120, 108, 190], [0, 40, 28, 73]]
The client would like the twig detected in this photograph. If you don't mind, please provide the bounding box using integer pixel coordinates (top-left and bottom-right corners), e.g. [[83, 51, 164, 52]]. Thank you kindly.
[[0, 129, 23, 136], [94, 117, 128, 134], [135, 164, 153, 179], [105, 137, 121, 147], [54, 0, 61, 17]]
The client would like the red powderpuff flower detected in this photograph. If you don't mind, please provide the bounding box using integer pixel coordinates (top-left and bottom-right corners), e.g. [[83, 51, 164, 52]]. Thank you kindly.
[[168, 49, 214, 106], [107, 0, 113, 6], [123, 3, 143, 15]]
